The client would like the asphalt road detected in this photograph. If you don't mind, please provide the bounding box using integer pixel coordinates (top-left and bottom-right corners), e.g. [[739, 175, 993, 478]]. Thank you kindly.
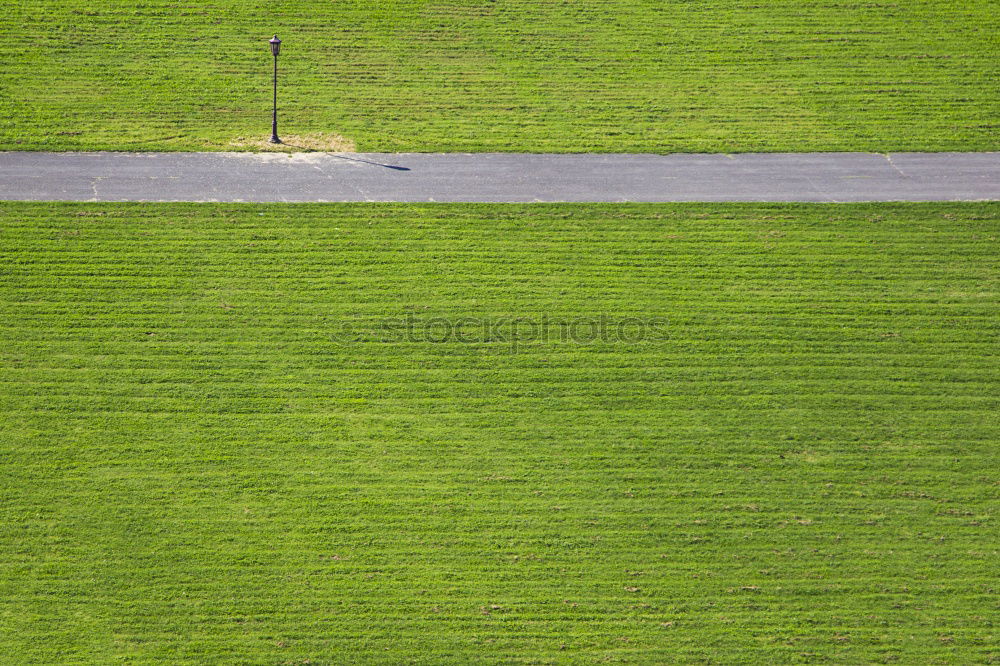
[[1, 151, 997, 202]]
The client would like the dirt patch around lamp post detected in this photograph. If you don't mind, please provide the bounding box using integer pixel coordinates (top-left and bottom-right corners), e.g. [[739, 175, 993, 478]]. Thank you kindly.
[[228, 133, 356, 152]]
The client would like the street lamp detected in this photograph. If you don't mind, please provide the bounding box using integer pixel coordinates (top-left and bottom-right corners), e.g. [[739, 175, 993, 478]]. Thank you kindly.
[[268, 35, 282, 143]]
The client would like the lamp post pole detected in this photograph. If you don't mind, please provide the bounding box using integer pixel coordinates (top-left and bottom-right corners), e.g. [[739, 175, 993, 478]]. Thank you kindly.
[[269, 35, 282, 144]]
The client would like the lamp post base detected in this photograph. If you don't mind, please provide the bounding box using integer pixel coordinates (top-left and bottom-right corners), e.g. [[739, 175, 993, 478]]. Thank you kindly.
[[269, 136, 282, 144]]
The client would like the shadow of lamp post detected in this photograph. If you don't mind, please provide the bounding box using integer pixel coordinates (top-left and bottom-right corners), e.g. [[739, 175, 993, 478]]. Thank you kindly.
[[269, 35, 282, 144]]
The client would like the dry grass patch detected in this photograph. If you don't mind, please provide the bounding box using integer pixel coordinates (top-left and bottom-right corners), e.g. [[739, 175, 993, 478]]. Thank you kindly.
[[228, 133, 356, 153]]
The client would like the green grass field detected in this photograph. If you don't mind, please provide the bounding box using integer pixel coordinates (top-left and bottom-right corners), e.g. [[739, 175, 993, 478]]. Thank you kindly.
[[3, 0, 998, 153], [1, 202, 997, 663]]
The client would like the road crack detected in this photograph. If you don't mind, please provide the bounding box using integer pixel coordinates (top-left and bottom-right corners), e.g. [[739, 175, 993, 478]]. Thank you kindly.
[[89, 176, 104, 201], [883, 153, 908, 178]]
